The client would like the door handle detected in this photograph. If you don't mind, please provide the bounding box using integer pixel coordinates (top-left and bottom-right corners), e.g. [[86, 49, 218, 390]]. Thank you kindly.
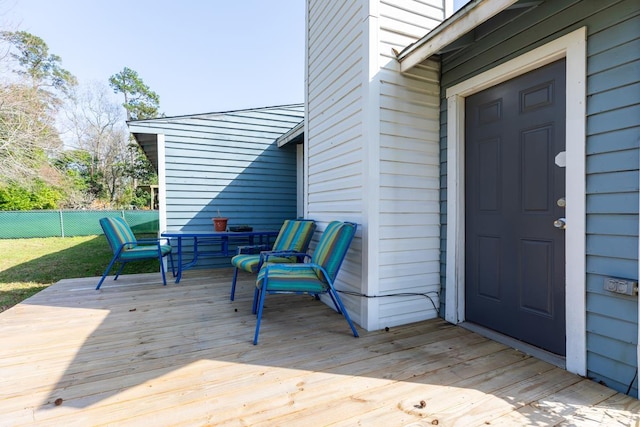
[[553, 218, 566, 229]]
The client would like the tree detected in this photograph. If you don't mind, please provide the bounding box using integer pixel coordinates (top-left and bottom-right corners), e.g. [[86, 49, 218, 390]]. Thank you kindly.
[[0, 31, 76, 209], [0, 179, 63, 210], [0, 31, 75, 185], [52, 149, 101, 208], [109, 67, 160, 208], [65, 82, 131, 204], [1, 31, 77, 101], [108, 67, 160, 121], [0, 83, 59, 182]]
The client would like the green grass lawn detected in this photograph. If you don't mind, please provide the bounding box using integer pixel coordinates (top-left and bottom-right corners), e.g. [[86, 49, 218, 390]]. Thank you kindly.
[[0, 235, 161, 313]]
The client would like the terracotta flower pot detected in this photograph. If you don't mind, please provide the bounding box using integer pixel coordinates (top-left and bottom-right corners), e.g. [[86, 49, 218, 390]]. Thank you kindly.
[[212, 217, 228, 232]]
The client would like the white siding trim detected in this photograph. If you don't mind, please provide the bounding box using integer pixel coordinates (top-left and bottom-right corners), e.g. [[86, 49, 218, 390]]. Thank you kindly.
[[444, 0, 454, 18], [303, 1, 310, 220], [297, 144, 304, 217], [445, 27, 587, 376], [158, 133, 167, 233], [564, 28, 587, 377], [362, 1, 381, 329], [445, 94, 466, 324], [157, 133, 168, 271]]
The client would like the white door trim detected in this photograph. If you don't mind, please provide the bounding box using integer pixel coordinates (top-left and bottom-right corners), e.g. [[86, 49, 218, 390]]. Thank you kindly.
[[444, 27, 587, 376]]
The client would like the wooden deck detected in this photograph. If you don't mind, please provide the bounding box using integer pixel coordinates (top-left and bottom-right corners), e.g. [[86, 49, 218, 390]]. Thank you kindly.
[[1, 268, 638, 426]]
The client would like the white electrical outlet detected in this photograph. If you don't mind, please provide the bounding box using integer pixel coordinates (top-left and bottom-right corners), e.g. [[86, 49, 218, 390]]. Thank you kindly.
[[603, 277, 638, 296]]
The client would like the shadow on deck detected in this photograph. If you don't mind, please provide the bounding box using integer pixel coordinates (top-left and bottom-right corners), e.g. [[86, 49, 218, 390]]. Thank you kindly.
[[0, 268, 638, 426]]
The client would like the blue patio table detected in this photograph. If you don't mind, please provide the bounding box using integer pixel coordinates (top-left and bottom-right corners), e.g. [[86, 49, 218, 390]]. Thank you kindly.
[[160, 229, 279, 283]]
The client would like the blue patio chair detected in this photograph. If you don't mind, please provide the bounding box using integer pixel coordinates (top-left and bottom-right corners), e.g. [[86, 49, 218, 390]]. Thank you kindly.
[[252, 221, 359, 345], [230, 219, 316, 300], [97, 217, 175, 290]]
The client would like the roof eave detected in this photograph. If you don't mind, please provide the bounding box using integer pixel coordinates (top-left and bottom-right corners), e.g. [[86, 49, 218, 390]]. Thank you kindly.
[[276, 120, 304, 147], [397, 0, 519, 72]]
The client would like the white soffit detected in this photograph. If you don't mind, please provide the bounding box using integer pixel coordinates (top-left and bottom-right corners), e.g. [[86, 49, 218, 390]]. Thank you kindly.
[[397, 0, 519, 72]]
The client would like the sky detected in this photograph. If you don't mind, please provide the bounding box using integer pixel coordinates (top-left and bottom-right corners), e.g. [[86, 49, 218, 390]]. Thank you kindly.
[[3, 0, 306, 117], [3, 0, 466, 118]]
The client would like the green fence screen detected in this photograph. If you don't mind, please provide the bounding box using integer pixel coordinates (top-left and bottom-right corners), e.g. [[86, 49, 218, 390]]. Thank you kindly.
[[0, 210, 159, 239]]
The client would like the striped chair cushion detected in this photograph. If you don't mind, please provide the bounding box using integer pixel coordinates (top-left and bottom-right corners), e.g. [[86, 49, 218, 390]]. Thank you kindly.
[[272, 219, 316, 252], [311, 221, 356, 282], [100, 217, 137, 252], [120, 244, 172, 260], [231, 219, 316, 273], [232, 254, 297, 273], [256, 264, 328, 293]]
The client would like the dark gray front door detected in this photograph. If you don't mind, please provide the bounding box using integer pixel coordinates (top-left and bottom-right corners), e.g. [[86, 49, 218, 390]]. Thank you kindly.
[[464, 59, 566, 355]]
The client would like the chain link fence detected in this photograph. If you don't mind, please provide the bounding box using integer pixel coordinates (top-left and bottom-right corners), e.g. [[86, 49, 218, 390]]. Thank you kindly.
[[0, 210, 159, 239]]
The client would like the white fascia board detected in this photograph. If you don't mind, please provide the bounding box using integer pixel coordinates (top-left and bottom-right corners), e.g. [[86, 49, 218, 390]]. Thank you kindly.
[[276, 120, 305, 147], [398, 0, 519, 72]]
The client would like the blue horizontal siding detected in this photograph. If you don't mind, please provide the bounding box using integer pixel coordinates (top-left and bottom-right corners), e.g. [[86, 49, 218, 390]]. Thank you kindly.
[[588, 39, 640, 75], [587, 60, 640, 95], [587, 193, 639, 214], [165, 160, 293, 173], [587, 150, 639, 173], [587, 288, 639, 319], [130, 104, 304, 270], [439, 0, 639, 397], [587, 256, 638, 281], [587, 13, 640, 55], [587, 214, 639, 236], [588, 334, 637, 367], [587, 234, 638, 259], [588, 352, 638, 397], [587, 104, 640, 136], [587, 127, 640, 155], [587, 82, 640, 116], [587, 170, 639, 193]]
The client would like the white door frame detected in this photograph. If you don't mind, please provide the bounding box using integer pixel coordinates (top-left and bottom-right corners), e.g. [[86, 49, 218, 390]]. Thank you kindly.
[[444, 27, 587, 375]]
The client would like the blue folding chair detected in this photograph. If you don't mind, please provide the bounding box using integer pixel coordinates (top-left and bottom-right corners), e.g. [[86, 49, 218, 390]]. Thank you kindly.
[[252, 221, 359, 345], [230, 219, 316, 300], [97, 217, 174, 290]]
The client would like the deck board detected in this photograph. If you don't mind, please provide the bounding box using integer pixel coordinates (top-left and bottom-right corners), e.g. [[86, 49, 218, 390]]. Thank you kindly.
[[0, 268, 637, 426]]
